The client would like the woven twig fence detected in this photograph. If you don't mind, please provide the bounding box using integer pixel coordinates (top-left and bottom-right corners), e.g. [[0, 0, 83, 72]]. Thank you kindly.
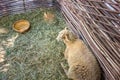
[[57, 0, 120, 80], [0, 0, 54, 17]]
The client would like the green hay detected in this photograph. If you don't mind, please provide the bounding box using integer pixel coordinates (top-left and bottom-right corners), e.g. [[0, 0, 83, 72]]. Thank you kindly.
[[0, 8, 69, 80]]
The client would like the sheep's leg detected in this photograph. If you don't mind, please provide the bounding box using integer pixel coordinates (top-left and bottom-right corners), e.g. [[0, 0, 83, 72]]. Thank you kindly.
[[61, 63, 75, 79], [67, 66, 76, 79], [68, 65, 84, 80], [60, 63, 68, 75], [60, 63, 72, 79]]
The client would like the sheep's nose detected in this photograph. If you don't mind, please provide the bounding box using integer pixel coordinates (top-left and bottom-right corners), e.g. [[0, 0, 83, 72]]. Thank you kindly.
[[56, 35, 62, 41], [56, 37, 60, 41]]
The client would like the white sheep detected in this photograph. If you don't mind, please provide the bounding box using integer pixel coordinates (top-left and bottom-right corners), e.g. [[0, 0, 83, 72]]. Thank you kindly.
[[56, 27, 101, 80]]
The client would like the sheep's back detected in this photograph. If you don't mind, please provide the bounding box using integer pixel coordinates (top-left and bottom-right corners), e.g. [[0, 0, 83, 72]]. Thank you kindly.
[[66, 39, 101, 80]]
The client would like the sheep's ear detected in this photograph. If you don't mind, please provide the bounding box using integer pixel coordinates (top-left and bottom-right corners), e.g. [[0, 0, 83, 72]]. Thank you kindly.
[[67, 31, 78, 41], [61, 34, 66, 40], [64, 34, 70, 42], [64, 27, 68, 30], [44, 12, 47, 17]]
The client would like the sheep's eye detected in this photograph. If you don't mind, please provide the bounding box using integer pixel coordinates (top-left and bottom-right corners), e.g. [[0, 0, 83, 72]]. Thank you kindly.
[[62, 35, 65, 39]]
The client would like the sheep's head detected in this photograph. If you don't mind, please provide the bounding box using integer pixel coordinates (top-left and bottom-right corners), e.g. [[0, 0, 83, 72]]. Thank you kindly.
[[43, 12, 55, 22], [56, 27, 78, 43]]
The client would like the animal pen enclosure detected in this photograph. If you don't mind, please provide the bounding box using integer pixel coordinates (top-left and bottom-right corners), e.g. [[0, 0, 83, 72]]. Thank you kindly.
[[0, 0, 55, 16], [0, 0, 120, 80], [57, 0, 120, 80]]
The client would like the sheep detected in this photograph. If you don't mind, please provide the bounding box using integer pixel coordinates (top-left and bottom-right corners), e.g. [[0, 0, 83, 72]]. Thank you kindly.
[[43, 12, 55, 22], [56, 27, 101, 80]]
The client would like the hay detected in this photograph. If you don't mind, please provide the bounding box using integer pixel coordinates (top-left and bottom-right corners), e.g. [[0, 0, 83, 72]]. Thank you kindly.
[[0, 8, 69, 80]]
